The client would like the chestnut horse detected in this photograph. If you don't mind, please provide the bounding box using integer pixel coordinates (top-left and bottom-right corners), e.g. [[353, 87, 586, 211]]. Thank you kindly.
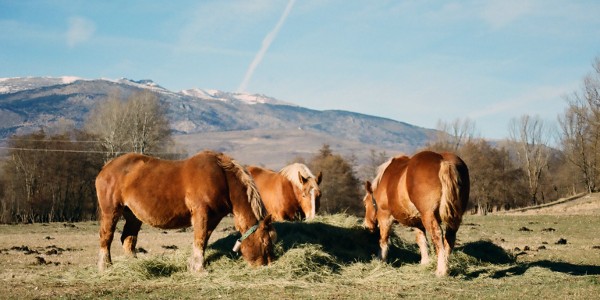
[[95, 150, 276, 272], [247, 163, 322, 221], [362, 150, 469, 276]]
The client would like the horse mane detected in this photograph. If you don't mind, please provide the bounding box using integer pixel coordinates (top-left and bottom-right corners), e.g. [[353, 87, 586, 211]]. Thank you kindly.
[[371, 154, 407, 190], [279, 163, 316, 189], [216, 153, 266, 220]]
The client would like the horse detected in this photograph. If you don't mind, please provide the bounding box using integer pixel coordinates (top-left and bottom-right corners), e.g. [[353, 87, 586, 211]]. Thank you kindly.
[[362, 150, 469, 276], [247, 163, 322, 221], [95, 150, 276, 272]]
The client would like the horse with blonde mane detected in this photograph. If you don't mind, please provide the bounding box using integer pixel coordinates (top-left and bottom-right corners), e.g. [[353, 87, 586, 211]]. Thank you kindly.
[[95, 150, 276, 272], [362, 150, 469, 276], [247, 163, 322, 221]]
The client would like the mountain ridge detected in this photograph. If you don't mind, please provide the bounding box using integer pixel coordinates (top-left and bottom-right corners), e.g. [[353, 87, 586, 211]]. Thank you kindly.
[[0, 76, 437, 168]]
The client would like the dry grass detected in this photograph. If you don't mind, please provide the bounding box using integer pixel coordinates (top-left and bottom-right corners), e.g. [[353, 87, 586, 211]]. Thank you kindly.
[[1, 210, 599, 299]]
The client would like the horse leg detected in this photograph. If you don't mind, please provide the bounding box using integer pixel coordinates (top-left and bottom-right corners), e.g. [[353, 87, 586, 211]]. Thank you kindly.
[[414, 226, 430, 265], [378, 218, 393, 261], [444, 227, 458, 260], [121, 207, 142, 257], [98, 206, 122, 271], [422, 212, 447, 277], [189, 211, 209, 272]]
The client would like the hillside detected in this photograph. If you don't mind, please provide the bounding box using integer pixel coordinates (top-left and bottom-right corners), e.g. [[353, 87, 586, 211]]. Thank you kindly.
[[0, 77, 437, 168], [497, 192, 600, 215]]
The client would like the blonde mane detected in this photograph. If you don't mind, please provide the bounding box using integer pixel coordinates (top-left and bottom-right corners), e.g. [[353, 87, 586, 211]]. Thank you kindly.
[[217, 153, 266, 220], [371, 154, 407, 190], [279, 163, 316, 189]]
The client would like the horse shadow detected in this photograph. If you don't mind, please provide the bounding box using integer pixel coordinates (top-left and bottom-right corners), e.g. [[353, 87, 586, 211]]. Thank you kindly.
[[207, 220, 420, 266], [454, 240, 600, 279], [208, 225, 600, 279]]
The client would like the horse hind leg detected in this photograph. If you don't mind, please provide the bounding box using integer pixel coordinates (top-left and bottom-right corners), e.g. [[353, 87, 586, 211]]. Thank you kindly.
[[414, 226, 430, 265], [422, 213, 448, 277], [444, 226, 458, 259], [98, 205, 123, 271], [189, 210, 209, 273], [121, 207, 143, 257]]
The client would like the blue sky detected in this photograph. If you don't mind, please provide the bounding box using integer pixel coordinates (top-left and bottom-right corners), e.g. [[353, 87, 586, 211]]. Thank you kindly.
[[1, 0, 600, 140]]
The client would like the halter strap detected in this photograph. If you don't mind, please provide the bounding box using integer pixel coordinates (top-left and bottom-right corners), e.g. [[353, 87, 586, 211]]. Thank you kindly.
[[239, 223, 259, 242], [371, 194, 378, 212], [232, 223, 260, 252]]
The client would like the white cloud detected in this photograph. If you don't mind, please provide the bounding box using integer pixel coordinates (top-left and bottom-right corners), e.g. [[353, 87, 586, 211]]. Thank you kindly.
[[66, 16, 96, 48], [480, 0, 536, 29]]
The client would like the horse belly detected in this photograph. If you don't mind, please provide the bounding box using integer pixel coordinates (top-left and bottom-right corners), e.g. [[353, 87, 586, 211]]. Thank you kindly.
[[125, 197, 192, 230], [393, 199, 422, 227]]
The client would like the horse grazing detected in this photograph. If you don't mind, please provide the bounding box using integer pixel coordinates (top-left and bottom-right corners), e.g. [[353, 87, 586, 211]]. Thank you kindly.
[[95, 150, 276, 272], [362, 150, 469, 276], [247, 163, 322, 221]]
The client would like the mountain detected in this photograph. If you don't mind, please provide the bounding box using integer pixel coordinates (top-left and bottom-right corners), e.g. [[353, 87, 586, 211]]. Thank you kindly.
[[0, 77, 437, 169]]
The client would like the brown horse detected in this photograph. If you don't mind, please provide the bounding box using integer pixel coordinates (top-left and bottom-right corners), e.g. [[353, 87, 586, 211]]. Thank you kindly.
[[247, 163, 322, 221], [95, 150, 276, 272], [362, 150, 469, 276]]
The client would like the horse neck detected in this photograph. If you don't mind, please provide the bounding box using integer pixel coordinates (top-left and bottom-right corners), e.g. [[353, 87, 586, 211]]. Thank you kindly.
[[231, 201, 260, 231], [288, 182, 304, 210]]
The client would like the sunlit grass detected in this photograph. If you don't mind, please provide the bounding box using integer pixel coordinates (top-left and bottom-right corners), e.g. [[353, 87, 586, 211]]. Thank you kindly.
[[1, 213, 599, 299]]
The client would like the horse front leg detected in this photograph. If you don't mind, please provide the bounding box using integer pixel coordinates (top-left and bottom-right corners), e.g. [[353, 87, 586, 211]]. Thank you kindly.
[[414, 226, 430, 265], [378, 217, 393, 261], [121, 207, 142, 257]]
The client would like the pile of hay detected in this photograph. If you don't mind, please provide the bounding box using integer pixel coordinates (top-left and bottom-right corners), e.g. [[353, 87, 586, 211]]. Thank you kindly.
[[99, 214, 511, 281]]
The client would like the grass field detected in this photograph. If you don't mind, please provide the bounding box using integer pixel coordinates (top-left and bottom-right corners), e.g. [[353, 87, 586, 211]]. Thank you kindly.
[[1, 206, 599, 299]]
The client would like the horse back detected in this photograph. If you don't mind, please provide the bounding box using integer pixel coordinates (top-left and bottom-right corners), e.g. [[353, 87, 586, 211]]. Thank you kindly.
[[378, 156, 422, 225], [248, 166, 296, 221], [403, 151, 445, 213], [96, 152, 230, 229]]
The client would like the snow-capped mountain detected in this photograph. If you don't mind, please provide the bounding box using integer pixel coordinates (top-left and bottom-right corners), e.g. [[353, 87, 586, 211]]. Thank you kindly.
[[0, 76, 436, 168], [0, 76, 83, 94], [180, 88, 295, 106]]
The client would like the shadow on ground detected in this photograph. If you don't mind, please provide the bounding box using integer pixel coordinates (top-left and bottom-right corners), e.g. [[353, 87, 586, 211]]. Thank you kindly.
[[455, 240, 600, 278], [208, 222, 600, 278]]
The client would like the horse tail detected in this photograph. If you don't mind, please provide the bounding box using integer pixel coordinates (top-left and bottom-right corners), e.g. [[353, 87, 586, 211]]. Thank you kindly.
[[438, 157, 469, 231], [216, 153, 266, 220]]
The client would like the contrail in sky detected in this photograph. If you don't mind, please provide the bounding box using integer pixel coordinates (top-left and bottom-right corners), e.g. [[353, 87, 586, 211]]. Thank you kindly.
[[237, 0, 295, 93]]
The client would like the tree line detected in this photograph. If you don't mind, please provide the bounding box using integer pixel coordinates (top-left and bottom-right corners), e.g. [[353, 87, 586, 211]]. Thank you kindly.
[[0, 91, 178, 223], [1, 57, 600, 222]]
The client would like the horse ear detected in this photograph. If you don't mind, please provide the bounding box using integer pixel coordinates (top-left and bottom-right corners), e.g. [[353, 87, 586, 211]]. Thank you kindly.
[[365, 181, 373, 193], [262, 214, 273, 226], [297, 171, 307, 184], [317, 171, 323, 184]]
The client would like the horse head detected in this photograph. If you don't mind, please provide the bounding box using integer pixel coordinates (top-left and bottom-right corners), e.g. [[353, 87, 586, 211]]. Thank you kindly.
[[239, 214, 277, 266], [362, 180, 378, 232], [297, 171, 322, 220]]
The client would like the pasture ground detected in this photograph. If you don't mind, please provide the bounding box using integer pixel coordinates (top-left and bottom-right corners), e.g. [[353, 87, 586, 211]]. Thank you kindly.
[[1, 197, 600, 299]]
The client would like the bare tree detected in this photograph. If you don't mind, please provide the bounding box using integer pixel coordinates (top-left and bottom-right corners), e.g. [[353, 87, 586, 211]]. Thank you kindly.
[[357, 149, 388, 182], [0, 130, 104, 223], [126, 90, 171, 154], [430, 118, 477, 152], [86, 90, 172, 161], [85, 90, 130, 160], [508, 115, 552, 205], [558, 57, 600, 193]]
